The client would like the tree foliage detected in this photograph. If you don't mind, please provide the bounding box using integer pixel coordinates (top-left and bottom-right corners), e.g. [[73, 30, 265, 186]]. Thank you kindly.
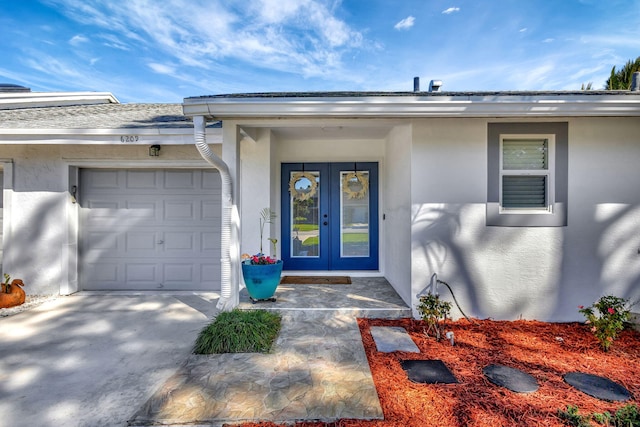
[[606, 56, 640, 90]]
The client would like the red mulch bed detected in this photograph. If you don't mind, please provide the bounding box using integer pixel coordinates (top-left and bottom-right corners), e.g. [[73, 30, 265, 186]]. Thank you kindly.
[[235, 318, 640, 427]]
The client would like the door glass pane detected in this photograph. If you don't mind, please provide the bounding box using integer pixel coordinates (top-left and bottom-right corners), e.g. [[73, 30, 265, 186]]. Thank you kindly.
[[340, 170, 369, 257], [289, 171, 320, 258]]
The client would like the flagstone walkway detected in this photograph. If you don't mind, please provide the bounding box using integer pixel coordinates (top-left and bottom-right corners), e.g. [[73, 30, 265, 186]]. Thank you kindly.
[[128, 278, 411, 426]]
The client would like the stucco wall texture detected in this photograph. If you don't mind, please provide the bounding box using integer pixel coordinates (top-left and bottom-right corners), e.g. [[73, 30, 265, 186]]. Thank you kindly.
[[2, 115, 639, 323], [410, 117, 640, 322]]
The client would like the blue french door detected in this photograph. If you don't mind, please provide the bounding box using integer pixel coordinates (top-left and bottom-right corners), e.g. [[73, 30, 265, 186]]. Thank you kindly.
[[281, 162, 378, 270]]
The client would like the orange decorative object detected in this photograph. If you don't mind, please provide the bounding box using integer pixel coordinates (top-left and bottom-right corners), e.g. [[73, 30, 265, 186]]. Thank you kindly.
[[0, 279, 26, 308]]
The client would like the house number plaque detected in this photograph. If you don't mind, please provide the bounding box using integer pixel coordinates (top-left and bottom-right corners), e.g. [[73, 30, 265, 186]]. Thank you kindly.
[[120, 135, 140, 143]]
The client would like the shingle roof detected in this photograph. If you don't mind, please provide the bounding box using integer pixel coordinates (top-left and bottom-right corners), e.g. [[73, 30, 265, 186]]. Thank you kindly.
[[0, 103, 218, 130], [186, 90, 640, 100]]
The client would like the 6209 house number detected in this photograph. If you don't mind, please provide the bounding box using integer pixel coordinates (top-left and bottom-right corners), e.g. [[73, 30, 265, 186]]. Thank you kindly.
[[120, 135, 140, 143]]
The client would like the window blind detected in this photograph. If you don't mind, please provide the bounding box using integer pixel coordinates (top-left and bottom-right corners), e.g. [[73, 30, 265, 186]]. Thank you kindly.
[[502, 138, 548, 209], [503, 139, 548, 170], [502, 176, 547, 208]]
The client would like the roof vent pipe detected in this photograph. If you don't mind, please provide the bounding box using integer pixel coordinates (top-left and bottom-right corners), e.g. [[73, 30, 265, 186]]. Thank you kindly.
[[413, 77, 420, 92], [429, 80, 443, 92], [631, 72, 640, 92]]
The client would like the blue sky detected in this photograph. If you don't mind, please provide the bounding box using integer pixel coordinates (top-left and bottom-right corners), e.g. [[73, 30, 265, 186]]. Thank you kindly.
[[1, 0, 639, 103]]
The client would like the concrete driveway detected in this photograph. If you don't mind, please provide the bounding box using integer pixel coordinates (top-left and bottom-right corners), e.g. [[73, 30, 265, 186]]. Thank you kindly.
[[0, 293, 219, 427]]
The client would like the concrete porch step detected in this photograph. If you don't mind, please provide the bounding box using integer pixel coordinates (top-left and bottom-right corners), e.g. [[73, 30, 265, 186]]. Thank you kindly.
[[237, 277, 413, 319]]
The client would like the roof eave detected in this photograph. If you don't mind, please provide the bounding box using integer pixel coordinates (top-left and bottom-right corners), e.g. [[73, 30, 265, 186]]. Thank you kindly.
[[0, 92, 120, 110], [182, 94, 640, 119], [0, 127, 222, 144]]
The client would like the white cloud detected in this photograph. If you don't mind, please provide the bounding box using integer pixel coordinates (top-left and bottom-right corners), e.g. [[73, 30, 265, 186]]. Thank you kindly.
[[543, 38, 555, 43], [69, 34, 89, 46], [394, 16, 415, 31], [98, 33, 131, 51], [148, 63, 176, 75], [47, 0, 366, 82], [519, 28, 527, 33], [442, 7, 460, 14]]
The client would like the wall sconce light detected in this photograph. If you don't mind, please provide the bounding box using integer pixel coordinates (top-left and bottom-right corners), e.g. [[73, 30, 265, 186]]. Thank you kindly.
[[149, 145, 161, 157]]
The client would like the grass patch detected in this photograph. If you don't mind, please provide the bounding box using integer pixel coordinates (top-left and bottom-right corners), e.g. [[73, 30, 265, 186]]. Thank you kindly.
[[193, 309, 282, 354], [294, 224, 319, 232], [302, 233, 368, 247]]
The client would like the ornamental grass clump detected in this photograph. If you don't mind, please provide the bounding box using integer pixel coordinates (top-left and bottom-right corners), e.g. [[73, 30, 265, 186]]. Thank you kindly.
[[578, 295, 631, 351], [193, 309, 282, 354]]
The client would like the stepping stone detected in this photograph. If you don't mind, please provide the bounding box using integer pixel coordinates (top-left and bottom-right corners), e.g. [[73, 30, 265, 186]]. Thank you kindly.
[[483, 364, 539, 393], [564, 372, 631, 402], [370, 326, 419, 353], [400, 360, 459, 384]]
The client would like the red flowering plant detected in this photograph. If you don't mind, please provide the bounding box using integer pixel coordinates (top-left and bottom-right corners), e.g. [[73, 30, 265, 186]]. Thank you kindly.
[[244, 254, 278, 265], [578, 295, 631, 351]]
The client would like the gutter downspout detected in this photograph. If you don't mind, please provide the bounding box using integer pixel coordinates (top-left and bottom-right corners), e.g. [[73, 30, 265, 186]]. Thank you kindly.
[[193, 115, 235, 311]]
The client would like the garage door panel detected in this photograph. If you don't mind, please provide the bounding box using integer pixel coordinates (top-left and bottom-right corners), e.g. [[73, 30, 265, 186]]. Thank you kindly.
[[86, 231, 119, 250], [163, 232, 194, 251], [201, 263, 221, 283], [125, 263, 158, 282], [164, 201, 195, 220], [80, 168, 221, 291], [201, 232, 219, 251], [202, 170, 220, 189], [202, 201, 220, 220], [126, 232, 158, 252], [126, 170, 158, 189], [164, 170, 195, 188], [87, 202, 157, 228], [86, 170, 120, 189], [86, 262, 119, 282], [126, 201, 158, 220], [85, 201, 122, 223], [164, 264, 194, 281]]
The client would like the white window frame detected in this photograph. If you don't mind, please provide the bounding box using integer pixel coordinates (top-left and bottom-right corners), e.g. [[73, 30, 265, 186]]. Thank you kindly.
[[499, 134, 555, 214]]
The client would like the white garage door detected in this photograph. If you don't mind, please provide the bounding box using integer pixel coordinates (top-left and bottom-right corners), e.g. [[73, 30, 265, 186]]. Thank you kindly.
[[79, 169, 221, 291]]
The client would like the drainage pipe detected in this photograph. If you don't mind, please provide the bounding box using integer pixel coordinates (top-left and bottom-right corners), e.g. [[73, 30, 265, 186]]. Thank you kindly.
[[193, 115, 235, 311]]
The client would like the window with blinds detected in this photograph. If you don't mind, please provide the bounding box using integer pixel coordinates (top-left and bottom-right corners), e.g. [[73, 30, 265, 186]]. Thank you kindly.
[[500, 138, 551, 210]]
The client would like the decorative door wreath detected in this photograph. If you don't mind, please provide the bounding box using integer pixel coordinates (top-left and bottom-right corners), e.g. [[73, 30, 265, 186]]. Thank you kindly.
[[288, 172, 318, 201], [342, 172, 369, 199]]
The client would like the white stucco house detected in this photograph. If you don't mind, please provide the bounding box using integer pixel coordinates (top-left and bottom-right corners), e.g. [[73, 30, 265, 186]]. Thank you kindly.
[[0, 86, 223, 295], [2, 80, 639, 322]]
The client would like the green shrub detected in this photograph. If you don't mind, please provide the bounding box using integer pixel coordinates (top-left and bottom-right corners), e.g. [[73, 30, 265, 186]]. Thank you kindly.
[[578, 295, 631, 351], [416, 292, 451, 341], [613, 404, 640, 426], [558, 404, 640, 427], [592, 411, 612, 425], [558, 405, 592, 427], [193, 309, 282, 354]]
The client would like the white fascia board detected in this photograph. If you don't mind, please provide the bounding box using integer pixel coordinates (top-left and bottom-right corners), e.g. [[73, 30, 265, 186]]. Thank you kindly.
[[183, 95, 640, 118], [0, 92, 120, 109], [0, 128, 222, 145]]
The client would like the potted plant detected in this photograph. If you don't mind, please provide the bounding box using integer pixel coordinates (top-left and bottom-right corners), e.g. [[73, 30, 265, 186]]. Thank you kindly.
[[0, 274, 26, 309], [241, 208, 283, 302]]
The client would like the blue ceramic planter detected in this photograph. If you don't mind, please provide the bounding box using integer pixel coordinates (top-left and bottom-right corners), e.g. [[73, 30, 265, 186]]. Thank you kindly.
[[241, 260, 283, 301]]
